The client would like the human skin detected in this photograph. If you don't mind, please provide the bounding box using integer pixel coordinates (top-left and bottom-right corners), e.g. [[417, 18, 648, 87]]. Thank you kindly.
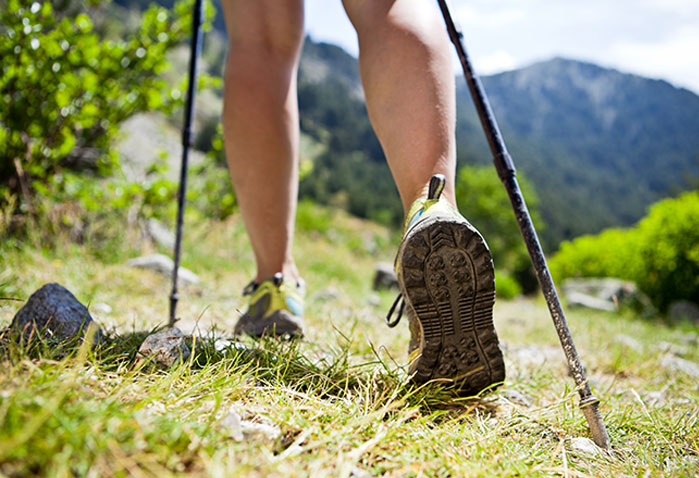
[[221, 0, 457, 283]]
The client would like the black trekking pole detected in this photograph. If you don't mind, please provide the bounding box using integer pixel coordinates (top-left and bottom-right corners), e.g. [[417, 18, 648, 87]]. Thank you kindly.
[[169, 0, 205, 326], [435, 0, 610, 449]]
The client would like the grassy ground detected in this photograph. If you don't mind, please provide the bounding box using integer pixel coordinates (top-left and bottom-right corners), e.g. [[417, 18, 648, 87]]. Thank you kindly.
[[0, 206, 697, 477]]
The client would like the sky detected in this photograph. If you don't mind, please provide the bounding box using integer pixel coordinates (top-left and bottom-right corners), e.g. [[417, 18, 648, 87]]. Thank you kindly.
[[305, 0, 699, 94]]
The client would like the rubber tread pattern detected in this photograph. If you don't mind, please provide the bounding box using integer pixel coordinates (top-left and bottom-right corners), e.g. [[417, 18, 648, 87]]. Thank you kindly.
[[400, 215, 505, 395]]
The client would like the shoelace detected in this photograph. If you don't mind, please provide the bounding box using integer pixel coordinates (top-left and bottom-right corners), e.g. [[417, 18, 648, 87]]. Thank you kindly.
[[385, 174, 446, 329], [385, 293, 404, 327]]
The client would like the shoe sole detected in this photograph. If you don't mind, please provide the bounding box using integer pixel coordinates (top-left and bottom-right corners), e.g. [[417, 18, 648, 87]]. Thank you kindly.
[[399, 214, 505, 394]]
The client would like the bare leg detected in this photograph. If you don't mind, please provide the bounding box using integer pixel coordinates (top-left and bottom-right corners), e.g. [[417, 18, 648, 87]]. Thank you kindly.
[[342, 0, 456, 212], [221, 0, 304, 283]]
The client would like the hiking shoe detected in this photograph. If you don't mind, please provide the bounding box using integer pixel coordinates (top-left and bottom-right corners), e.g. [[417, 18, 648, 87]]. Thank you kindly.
[[387, 174, 505, 394], [234, 273, 306, 338]]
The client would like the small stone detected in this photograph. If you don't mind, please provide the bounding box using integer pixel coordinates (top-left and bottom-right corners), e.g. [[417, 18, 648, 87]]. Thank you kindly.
[[220, 407, 281, 442], [657, 341, 689, 357], [566, 291, 616, 312], [667, 300, 699, 324], [644, 388, 668, 407], [502, 389, 531, 407], [137, 327, 191, 368], [562, 278, 655, 315], [660, 354, 699, 378], [146, 218, 175, 249], [367, 294, 381, 307], [613, 334, 642, 352], [91, 302, 112, 315], [127, 254, 200, 286], [569, 437, 601, 455], [220, 409, 244, 441], [373, 262, 398, 291], [677, 333, 698, 347], [9, 283, 102, 344], [312, 286, 341, 302], [350, 467, 371, 478]]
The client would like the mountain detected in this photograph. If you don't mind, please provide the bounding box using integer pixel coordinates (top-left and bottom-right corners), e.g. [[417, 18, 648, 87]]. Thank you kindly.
[[460, 59, 699, 243], [297, 41, 699, 247]]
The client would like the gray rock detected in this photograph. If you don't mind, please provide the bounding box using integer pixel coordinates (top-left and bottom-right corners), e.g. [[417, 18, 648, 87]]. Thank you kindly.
[[501, 389, 531, 407], [660, 353, 699, 378], [127, 254, 200, 286], [569, 437, 601, 455], [219, 407, 281, 442], [667, 300, 699, 323], [562, 277, 656, 315], [613, 334, 643, 352], [137, 327, 191, 368], [373, 262, 398, 291], [146, 218, 175, 250], [657, 341, 689, 357], [9, 283, 102, 344], [312, 286, 341, 302], [566, 291, 616, 312]]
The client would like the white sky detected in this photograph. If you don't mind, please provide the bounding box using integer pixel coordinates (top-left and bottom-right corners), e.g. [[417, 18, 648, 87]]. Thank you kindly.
[[305, 0, 699, 94]]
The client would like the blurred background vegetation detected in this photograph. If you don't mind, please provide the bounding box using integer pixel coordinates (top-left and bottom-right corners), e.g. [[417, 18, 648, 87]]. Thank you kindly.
[[1, 0, 697, 313]]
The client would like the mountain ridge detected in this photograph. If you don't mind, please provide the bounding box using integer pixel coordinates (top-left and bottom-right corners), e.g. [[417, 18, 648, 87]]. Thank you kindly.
[[296, 39, 698, 246]]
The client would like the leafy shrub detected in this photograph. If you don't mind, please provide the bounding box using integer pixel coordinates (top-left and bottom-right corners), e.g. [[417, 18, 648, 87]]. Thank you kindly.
[[495, 270, 522, 300], [0, 0, 194, 213], [550, 191, 699, 311]]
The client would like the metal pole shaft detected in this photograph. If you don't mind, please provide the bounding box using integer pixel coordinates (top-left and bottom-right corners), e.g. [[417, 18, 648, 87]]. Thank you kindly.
[[169, 0, 205, 326], [435, 0, 610, 448]]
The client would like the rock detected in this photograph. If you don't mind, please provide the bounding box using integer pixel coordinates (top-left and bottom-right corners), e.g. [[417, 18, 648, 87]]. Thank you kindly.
[[657, 341, 689, 357], [312, 286, 341, 302], [613, 334, 642, 352], [220, 407, 281, 442], [667, 300, 699, 324], [562, 278, 656, 315], [569, 437, 601, 455], [677, 333, 698, 347], [501, 389, 531, 407], [660, 353, 699, 378], [644, 387, 668, 407], [367, 294, 381, 307], [127, 254, 200, 286], [373, 262, 398, 291], [507, 345, 562, 368], [9, 283, 102, 344], [566, 291, 616, 312], [146, 218, 176, 250], [137, 327, 191, 368]]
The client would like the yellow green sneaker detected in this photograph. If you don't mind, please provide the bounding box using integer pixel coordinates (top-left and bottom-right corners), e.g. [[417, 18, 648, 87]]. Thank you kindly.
[[234, 273, 306, 338], [387, 174, 505, 394]]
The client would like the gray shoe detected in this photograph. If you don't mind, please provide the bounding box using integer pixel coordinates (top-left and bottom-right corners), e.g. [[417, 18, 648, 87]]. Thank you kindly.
[[387, 175, 505, 394], [234, 273, 306, 338]]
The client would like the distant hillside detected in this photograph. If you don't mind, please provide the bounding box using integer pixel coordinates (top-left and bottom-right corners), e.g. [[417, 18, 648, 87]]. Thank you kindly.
[[296, 41, 699, 247], [461, 59, 699, 242]]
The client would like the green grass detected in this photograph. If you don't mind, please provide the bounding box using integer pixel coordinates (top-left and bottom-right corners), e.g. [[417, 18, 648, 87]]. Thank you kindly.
[[0, 204, 697, 477]]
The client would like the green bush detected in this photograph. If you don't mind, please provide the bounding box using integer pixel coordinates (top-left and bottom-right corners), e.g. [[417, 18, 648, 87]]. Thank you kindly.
[[0, 0, 194, 213], [455, 165, 542, 293], [550, 191, 699, 312], [495, 270, 522, 300]]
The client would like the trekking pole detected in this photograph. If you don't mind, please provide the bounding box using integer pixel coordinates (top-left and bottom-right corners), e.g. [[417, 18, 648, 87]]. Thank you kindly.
[[435, 0, 610, 449], [169, 0, 205, 326]]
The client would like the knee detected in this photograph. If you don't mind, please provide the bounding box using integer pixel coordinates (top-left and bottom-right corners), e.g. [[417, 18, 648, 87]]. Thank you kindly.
[[226, 11, 304, 65], [343, 0, 447, 51]]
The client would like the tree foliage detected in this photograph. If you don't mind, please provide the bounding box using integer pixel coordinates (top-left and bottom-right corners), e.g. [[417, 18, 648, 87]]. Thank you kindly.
[[550, 191, 699, 312], [455, 165, 541, 292], [0, 0, 193, 213]]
